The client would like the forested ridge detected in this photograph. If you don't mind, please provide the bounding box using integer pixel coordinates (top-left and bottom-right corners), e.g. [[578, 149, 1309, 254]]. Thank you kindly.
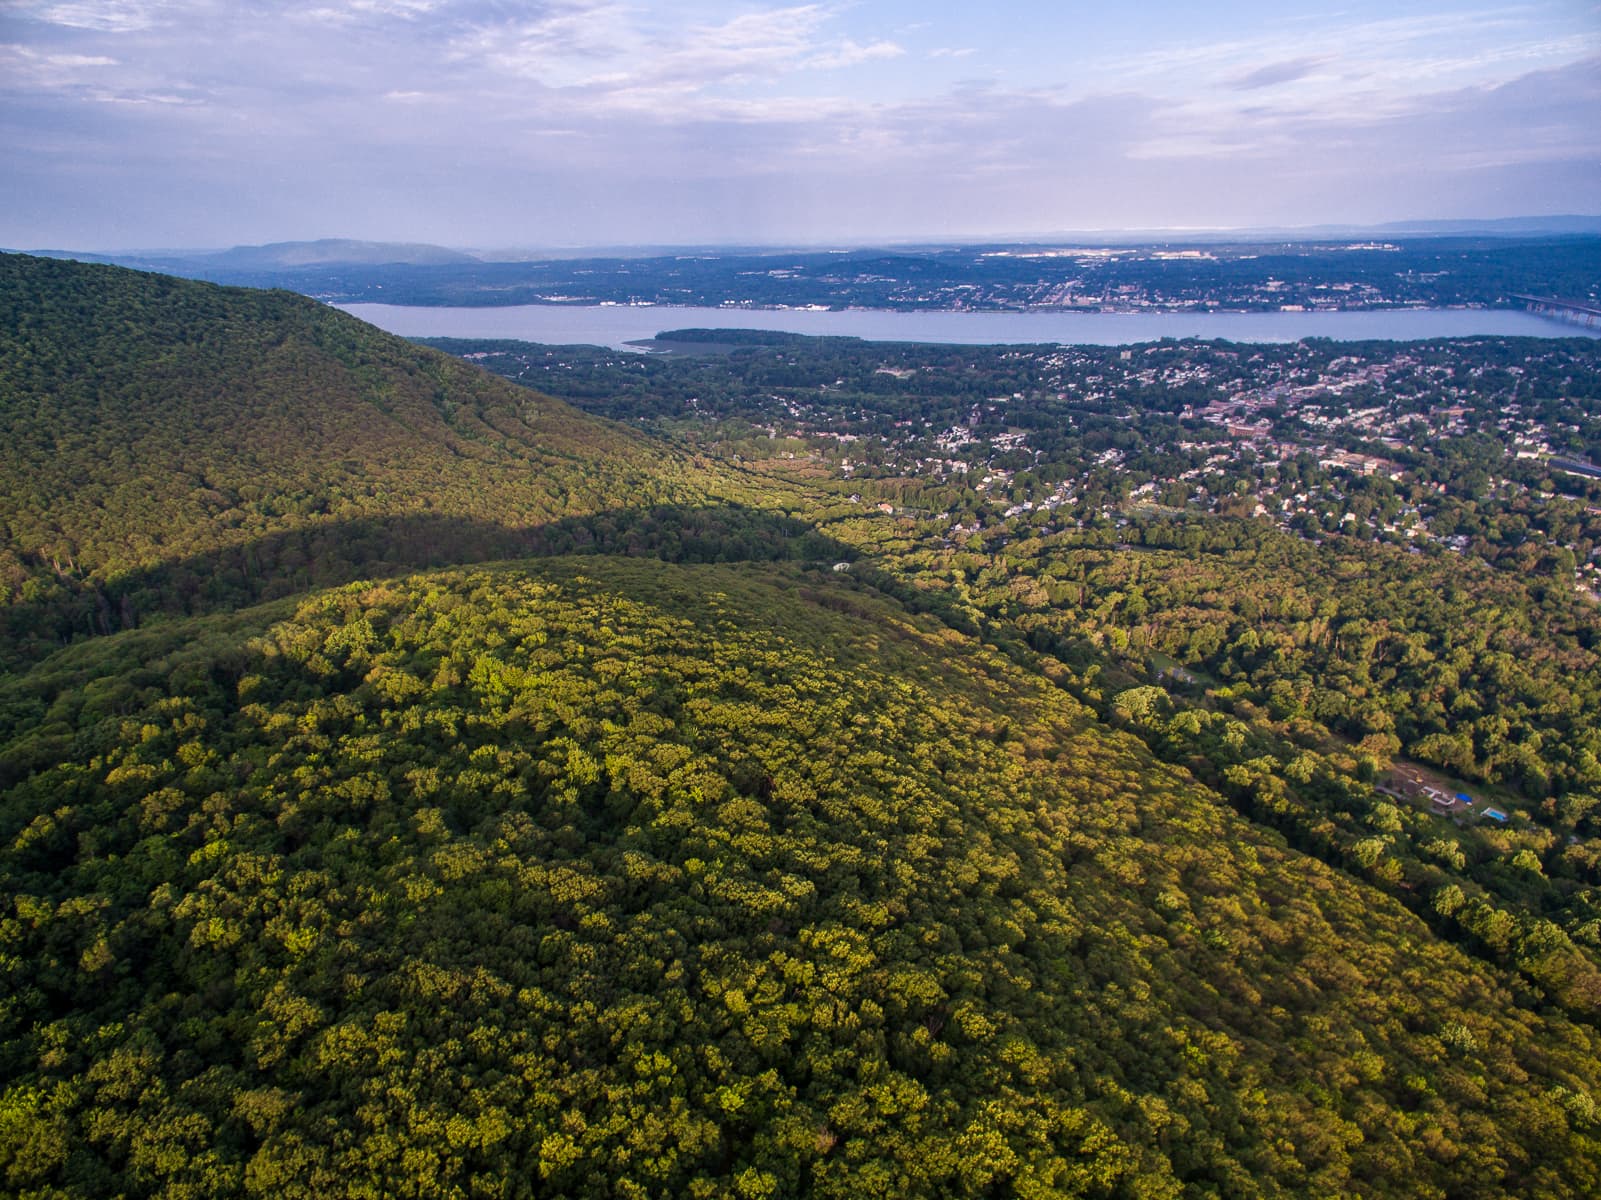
[[0, 254, 816, 668], [6, 561, 1601, 1197], [3, 255, 1601, 1198]]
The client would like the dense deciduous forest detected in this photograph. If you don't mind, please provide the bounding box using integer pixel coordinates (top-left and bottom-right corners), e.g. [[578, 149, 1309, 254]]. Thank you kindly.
[[3, 253, 1601, 1198], [0, 256, 830, 670]]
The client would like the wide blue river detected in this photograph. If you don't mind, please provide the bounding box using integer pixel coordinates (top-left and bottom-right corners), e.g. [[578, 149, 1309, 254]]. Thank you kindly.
[[337, 302, 1595, 349]]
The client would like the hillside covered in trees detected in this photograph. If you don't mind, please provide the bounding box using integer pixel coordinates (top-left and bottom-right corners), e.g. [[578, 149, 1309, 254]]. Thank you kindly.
[[0, 255, 820, 669], [3, 254, 1600, 1198]]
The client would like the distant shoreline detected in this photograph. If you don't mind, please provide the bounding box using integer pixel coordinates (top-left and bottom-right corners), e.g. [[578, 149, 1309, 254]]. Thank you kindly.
[[324, 295, 1508, 316]]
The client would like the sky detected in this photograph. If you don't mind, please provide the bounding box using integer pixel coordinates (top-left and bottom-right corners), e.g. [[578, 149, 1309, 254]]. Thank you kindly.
[[1, 1, 1598, 250]]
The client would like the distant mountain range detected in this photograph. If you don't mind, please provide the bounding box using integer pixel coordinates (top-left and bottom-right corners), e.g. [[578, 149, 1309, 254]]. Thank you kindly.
[[192, 238, 481, 268], [15, 217, 1601, 270], [24, 237, 481, 270], [11, 220, 1598, 314], [954, 215, 1601, 248], [1373, 215, 1601, 236]]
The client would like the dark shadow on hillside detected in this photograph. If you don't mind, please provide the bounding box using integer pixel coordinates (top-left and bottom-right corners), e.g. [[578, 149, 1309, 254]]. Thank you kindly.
[[3, 504, 858, 671]]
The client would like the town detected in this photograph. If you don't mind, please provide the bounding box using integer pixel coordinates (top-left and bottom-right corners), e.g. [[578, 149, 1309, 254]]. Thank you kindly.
[[432, 332, 1601, 600], [84, 233, 1601, 315]]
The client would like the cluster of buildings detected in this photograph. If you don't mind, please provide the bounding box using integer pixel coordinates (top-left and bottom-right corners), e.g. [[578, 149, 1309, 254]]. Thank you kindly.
[[1378, 769, 1513, 826]]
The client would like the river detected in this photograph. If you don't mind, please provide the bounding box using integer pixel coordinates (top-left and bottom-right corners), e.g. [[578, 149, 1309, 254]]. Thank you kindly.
[[336, 302, 1596, 349]]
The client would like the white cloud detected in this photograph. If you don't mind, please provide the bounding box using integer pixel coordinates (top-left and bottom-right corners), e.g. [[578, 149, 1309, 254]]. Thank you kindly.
[[804, 38, 904, 70], [0, 40, 118, 86], [453, 3, 901, 100], [92, 88, 200, 104], [453, 3, 654, 88], [21, 1, 171, 33], [340, 0, 443, 15], [1098, 8, 1595, 99], [0, 45, 117, 66]]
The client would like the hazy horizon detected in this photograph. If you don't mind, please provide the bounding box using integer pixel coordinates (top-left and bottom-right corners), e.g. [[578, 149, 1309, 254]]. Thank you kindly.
[[3, 2, 1598, 250], [20, 213, 1601, 262]]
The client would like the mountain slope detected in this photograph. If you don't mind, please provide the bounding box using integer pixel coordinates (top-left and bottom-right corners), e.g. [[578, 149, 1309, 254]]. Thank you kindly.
[[2, 557, 1598, 1198], [197, 239, 482, 268], [0, 252, 659, 579], [23, 240, 482, 270], [0, 253, 807, 664]]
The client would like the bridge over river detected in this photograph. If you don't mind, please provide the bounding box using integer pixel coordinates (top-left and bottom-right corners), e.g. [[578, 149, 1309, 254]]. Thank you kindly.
[[1513, 294, 1601, 329]]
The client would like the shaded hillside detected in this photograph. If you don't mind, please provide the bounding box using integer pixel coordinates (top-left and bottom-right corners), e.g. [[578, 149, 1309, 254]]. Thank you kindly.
[[0, 254, 800, 662], [2, 558, 1599, 1198]]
